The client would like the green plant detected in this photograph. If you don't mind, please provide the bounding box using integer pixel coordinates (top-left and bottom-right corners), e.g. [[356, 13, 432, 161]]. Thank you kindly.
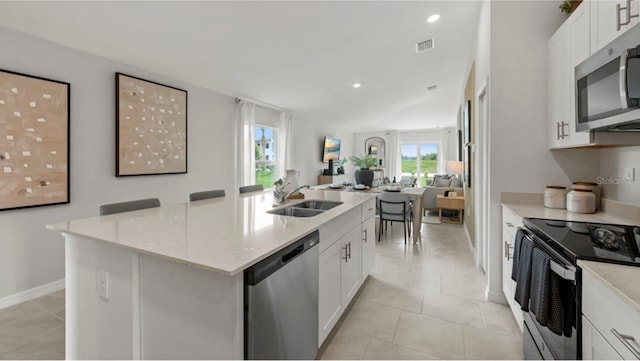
[[559, 0, 573, 14], [350, 154, 377, 169], [335, 157, 347, 167]]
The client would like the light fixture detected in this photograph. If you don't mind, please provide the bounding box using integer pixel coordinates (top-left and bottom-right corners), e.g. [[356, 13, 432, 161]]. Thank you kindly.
[[353, 83, 362, 88], [427, 14, 440, 23]]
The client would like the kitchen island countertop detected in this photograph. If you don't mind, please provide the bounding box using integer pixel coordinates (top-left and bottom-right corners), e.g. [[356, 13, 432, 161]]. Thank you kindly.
[[47, 189, 377, 276]]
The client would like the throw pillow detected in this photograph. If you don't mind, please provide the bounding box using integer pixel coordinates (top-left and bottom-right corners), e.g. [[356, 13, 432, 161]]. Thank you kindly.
[[434, 175, 452, 187], [450, 176, 463, 188]]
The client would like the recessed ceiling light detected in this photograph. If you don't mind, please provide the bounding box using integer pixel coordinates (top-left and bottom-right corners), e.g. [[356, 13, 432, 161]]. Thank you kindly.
[[353, 83, 362, 88], [427, 14, 440, 23]]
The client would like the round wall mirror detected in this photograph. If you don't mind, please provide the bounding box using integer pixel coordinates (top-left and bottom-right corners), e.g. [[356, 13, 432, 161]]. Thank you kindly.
[[364, 137, 386, 168]]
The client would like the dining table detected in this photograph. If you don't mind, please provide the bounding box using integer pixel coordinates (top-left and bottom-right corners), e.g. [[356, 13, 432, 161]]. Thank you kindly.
[[316, 184, 426, 243]]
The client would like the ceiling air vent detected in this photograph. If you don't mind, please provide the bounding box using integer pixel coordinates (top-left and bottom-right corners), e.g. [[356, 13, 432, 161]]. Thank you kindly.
[[416, 38, 435, 53]]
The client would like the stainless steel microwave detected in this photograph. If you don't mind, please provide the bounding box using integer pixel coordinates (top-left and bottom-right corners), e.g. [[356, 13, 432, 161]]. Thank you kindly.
[[575, 23, 640, 131]]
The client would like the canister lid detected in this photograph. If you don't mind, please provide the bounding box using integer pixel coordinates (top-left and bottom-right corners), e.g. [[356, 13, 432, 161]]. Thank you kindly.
[[546, 186, 566, 189], [572, 182, 598, 186], [570, 188, 594, 192]]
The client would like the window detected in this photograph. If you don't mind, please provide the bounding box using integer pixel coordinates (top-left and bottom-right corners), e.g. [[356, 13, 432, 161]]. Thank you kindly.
[[254, 125, 278, 189], [400, 143, 438, 187]]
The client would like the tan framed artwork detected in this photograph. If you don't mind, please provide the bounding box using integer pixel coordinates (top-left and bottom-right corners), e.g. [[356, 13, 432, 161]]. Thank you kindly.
[[116, 73, 187, 176], [0, 69, 70, 211]]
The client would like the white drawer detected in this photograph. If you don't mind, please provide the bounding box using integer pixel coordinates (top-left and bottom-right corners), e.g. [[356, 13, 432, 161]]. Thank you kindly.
[[361, 198, 375, 222], [582, 269, 640, 360], [318, 207, 360, 253], [502, 207, 523, 238]]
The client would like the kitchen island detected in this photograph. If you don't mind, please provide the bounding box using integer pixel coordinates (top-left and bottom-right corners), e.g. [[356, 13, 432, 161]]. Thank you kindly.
[[47, 189, 378, 359]]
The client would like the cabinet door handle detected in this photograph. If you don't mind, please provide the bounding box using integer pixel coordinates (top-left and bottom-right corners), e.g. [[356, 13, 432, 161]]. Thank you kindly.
[[504, 241, 514, 260], [342, 244, 349, 262], [562, 121, 569, 138], [617, 0, 638, 30], [368, 207, 373, 212], [347, 242, 352, 259], [557, 121, 562, 140], [506, 222, 514, 228], [363, 228, 368, 243], [611, 328, 640, 358]]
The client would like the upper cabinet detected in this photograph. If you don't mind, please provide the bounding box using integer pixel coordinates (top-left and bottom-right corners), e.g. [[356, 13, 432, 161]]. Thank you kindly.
[[548, 2, 592, 148], [591, 0, 639, 53], [547, 0, 640, 149]]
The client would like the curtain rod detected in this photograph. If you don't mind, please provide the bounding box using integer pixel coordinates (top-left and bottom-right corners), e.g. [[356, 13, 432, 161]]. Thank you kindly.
[[234, 96, 289, 113]]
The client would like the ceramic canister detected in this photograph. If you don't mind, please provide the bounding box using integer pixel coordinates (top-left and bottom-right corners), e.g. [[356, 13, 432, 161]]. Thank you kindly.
[[544, 186, 567, 209], [566, 188, 596, 214], [572, 182, 601, 210]]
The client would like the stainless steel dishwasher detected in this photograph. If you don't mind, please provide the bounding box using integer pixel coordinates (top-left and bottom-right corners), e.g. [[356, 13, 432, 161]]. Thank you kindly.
[[244, 230, 319, 360]]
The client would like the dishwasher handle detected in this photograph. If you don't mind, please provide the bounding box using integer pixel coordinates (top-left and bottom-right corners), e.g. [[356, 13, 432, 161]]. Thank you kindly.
[[245, 230, 319, 286], [282, 245, 304, 264]]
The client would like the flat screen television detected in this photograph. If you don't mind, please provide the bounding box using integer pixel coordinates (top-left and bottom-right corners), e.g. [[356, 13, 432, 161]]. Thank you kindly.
[[322, 137, 341, 163]]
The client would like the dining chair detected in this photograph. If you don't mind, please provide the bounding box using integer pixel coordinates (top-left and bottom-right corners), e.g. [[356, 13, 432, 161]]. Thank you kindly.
[[377, 192, 413, 244], [99, 198, 161, 216], [189, 189, 226, 201], [239, 184, 264, 193]]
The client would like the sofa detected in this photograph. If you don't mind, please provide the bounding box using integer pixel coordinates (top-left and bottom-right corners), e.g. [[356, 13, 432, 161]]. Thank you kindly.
[[422, 174, 464, 212]]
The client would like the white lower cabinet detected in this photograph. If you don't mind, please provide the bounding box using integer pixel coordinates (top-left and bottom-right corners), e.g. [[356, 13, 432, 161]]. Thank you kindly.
[[501, 206, 524, 331], [340, 226, 362, 307], [360, 199, 376, 279], [318, 236, 344, 344], [582, 268, 640, 360], [582, 316, 623, 360], [318, 198, 376, 346]]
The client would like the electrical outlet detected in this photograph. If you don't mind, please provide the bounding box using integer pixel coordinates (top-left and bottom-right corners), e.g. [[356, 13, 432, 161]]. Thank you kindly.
[[97, 270, 109, 300]]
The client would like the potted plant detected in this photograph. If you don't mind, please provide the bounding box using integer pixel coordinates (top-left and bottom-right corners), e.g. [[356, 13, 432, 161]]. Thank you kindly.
[[350, 154, 377, 187]]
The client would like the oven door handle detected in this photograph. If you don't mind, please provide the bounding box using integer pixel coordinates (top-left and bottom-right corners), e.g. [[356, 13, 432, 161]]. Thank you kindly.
[[620, 49, 629, 109], [550, 259, 576, 282]]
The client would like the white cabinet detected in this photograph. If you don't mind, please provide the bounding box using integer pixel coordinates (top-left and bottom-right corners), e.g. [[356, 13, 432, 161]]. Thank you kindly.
[[318, 198, 376, 346], [340, 226, 361, 306], [582, 316, 623, 360], [582, 267, 640, 360], [318, 235, 344, 343], [360, 199, 376, 279], [501, 206, 524, 331], [547, 1, 593, 149], [591, 0, 640, 54]]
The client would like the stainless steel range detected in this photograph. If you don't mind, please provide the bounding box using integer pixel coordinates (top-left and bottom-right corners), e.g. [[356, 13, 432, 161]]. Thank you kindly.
[[515, 218, 640, 359]]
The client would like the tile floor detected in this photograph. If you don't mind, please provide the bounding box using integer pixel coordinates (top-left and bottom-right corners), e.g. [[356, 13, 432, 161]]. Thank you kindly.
[[318, 220, 523, 360], [0, 290, 65, 359], [0, 220, 522, 360]]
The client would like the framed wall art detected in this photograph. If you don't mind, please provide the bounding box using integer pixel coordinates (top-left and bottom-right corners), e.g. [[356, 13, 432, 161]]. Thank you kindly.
[[116, 73, 187, 176], [0, 69, 70, 211]]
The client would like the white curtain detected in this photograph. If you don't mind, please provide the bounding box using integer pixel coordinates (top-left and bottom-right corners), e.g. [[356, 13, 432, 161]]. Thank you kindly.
[[235, 100, 256, 188], [387, 130, 400, 181], [276, 111, 294, 180]]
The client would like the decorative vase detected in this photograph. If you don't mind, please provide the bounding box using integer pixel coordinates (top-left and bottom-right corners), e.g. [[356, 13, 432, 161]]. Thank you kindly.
[[355, 169, 374, 187]]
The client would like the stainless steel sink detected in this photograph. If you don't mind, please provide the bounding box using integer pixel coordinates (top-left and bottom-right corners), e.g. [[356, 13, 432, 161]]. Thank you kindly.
[[292, 200, 343, 210], [267, 207, 325, 217], [267, 200, 343, 217]]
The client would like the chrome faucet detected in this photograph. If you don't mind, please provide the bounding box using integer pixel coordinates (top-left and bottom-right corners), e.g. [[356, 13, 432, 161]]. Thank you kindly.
[[274, 185, 310, 204]]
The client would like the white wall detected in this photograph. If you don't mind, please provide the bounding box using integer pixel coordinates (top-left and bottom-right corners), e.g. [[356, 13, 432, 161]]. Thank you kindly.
[[598, 146, 640, 205], [353, 128, 457, 179], [0, 27, 351, 301], [480, 1, 600, 302]]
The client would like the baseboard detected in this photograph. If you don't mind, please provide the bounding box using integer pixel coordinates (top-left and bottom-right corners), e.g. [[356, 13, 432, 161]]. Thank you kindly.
[[486, 288, 507, 304], [0, 279, 65, 310]]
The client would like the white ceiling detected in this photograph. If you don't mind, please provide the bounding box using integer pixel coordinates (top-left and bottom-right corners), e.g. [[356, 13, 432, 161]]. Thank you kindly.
[[0, 1, 481, 132]]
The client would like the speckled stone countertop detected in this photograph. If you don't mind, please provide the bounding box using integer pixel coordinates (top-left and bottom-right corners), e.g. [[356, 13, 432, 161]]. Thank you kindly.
[[501, 192, 640, 227], [47, 189, 377, 276], [579, 260, 640, 314]]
